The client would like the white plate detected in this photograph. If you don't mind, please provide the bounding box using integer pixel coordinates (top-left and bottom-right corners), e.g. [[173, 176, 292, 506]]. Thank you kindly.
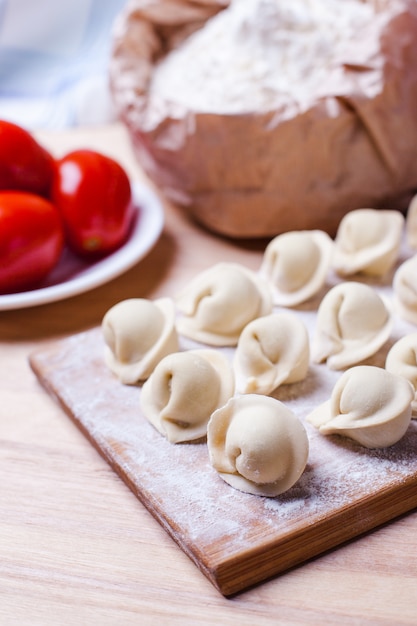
[[0, 181, 164, 310]]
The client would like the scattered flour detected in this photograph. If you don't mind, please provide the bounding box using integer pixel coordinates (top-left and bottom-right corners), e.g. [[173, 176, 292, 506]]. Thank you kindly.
[[32, 281, 417, 560], [30, 232, 417, 591]]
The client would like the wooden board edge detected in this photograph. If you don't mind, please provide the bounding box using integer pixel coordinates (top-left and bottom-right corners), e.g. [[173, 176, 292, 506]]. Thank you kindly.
[[212, 480, 417, 596], [28, 349, 226, 591], [28, 347, 417, 597]]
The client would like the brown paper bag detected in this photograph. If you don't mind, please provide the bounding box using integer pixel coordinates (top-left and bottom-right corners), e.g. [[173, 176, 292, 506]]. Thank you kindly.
[[110, 0, 417, 238]]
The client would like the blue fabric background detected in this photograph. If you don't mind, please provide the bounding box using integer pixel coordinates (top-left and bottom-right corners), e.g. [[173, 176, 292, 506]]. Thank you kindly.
[[0, 0, 127, 128]]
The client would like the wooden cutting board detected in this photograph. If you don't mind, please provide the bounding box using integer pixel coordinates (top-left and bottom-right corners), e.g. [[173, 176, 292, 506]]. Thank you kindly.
[[29, 326, 417, 596]]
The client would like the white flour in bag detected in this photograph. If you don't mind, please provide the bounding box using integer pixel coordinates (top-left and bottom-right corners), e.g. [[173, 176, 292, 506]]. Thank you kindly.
[[149, 0, 383, 114]]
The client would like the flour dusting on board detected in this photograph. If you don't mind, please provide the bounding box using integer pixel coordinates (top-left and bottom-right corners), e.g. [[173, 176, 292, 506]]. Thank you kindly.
[[32, 305, 417, 546], [29, 238, 417, 593]]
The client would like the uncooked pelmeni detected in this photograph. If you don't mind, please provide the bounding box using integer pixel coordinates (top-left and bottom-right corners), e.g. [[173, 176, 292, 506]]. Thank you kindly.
[[176, 262, 272, 346], [406, 193, 417, 249], [393, 255, 417, 325], [102, 298, 179, 384], [259, 230, 333, 306], [140, 349, 235, 443], [332, 208, 404, 277], [385, 333, 417, 416], [234, 312, 310, 395], [207, 394, 309, 497], [312, 282, 392, 370], [307, 365, 413, 448]]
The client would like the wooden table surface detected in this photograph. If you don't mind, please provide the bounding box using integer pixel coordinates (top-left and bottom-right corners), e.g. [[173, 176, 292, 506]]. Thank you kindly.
[[1, 123, 417, 625]]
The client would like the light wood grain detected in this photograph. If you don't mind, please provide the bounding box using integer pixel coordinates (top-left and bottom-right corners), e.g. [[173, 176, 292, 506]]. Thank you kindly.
[[1, 124, 417, 624]]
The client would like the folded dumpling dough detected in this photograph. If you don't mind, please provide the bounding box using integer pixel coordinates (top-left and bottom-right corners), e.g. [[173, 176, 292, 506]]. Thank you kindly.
[[385, 333, 417, 416], [406, 193, 417, 249], [234, 312, 310, 395], [307, 365, 413, 448], [176, 262, 272, 346], [260, 230, 333, 307], [102, 298, 179, 384], [312, 282, 392, 370], [332, 208, 404, 277], [207, 394, 309, 497], [140, 349, 235, 443], [393, 254, 417, 325]]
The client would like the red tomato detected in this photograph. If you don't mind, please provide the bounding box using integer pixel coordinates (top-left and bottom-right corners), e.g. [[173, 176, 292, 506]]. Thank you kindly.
[[0, 192, 64, 294], [52, 150, 135, 258], [0, 120, 55, 197]]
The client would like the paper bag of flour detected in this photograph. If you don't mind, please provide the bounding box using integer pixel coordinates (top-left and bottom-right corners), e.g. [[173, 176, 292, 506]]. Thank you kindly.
[[110, 0, 417, 238]]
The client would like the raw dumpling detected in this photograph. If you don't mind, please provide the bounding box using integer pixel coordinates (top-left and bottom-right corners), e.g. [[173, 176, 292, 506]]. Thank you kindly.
[[406, 193, 417, 249], [102, 298, 178, 384], [385, 333, 417, 416], [234, 312, 310, 395], [207, 394, 309, 497], [332, 208, 404, 277], [140, 349, 235, 443], [312, 282, 392, 370], [306, 365, 413, 448], [393, 255, 417, 325], [259, 230, 333, 306], [176, 262, 272, 346]]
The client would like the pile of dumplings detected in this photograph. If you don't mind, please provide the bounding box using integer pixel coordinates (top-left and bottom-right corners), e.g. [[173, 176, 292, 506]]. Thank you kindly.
[[101, 203, 417, 498]]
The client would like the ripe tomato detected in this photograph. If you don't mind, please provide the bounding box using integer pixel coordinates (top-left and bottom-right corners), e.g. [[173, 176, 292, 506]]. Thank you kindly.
[[52, 150, 135, 258], [0, 192, 64, 294], [0, 120, 55, 197]]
